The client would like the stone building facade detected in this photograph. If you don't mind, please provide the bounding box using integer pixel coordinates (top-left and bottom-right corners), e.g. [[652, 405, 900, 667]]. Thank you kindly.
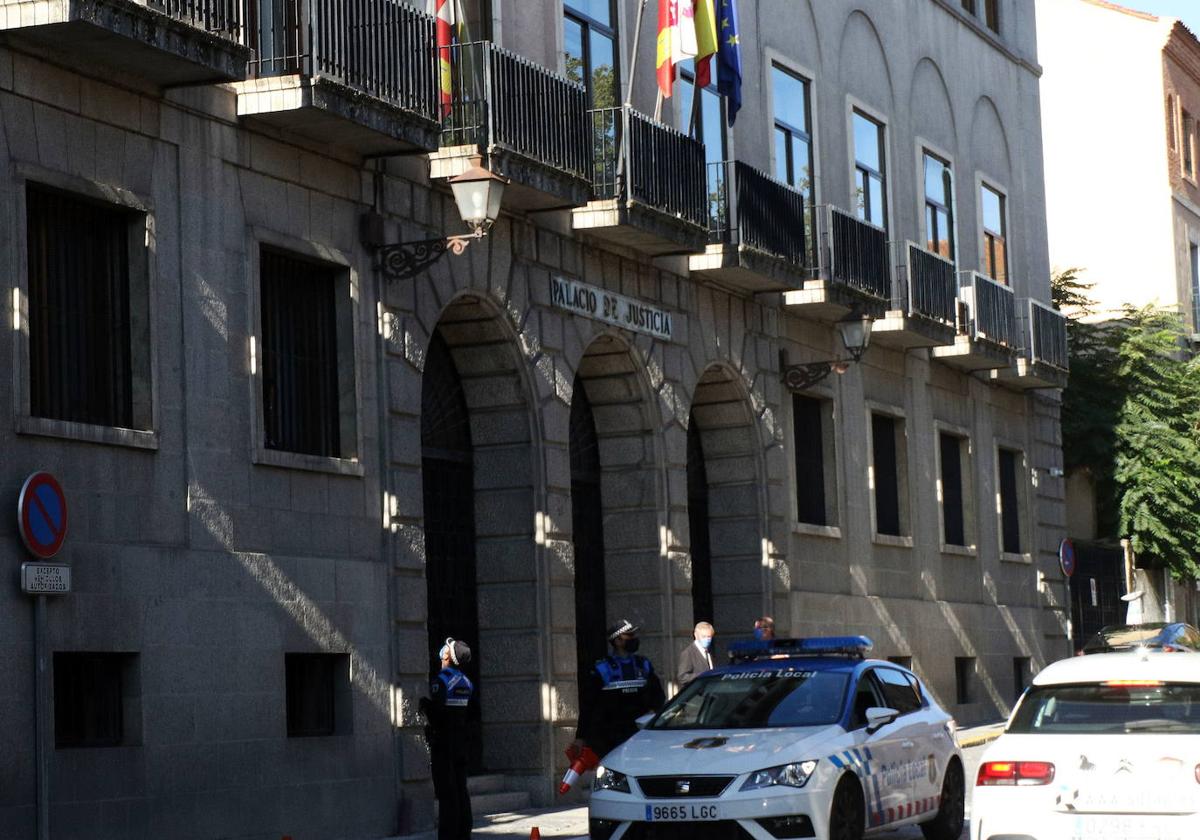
[[0, 0, 1067, 837]]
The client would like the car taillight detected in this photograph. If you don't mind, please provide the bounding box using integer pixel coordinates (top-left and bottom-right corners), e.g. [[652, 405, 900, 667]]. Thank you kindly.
[[976, 761, 1056, 786]]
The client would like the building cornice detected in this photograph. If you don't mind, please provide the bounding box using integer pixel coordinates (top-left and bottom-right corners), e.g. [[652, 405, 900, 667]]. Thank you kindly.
[[1164, 24, 1200, 87], [928, 0, 1043, 78]]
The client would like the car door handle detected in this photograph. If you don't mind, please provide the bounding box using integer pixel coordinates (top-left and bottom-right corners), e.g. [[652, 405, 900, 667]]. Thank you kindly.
[[901, 740, 915, 749]]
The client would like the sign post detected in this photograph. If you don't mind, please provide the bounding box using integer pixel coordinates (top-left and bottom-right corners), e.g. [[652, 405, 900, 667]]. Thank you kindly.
[[17, 471, 69, 840]]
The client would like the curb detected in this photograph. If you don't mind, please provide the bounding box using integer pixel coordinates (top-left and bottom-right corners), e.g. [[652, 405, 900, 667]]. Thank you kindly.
[[958, 727, 1005, 748]]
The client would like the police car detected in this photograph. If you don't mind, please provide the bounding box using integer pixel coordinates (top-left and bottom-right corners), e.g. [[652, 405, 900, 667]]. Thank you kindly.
[[589, 636, 964, 840], [971, 649, 1200, 840]]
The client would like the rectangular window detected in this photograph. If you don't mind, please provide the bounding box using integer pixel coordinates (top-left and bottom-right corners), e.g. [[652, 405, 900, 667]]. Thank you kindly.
[[853, 111, 887, 229], [286, 653, 351, 737], [955, 657, 975, 705], [564, 1, 618, 108], [1190, 243, 1200, 332], [998, 447, 1023, 554], [54, 652, 140, 748], [961, 0, 976, 13], [923, 151, 955, 260], [939, 432, 968, 547], [981, 183, 1008, 285], [260, 248, 351, 459], [1185, 111, 1195, 179], [985, 0, 999, 32], [871, 413, 906, 537], [793, 394, 836, 526], [1168, 95, 1177, 151], [887, 655, 913, 669], [1013, 656, 1031, 701], [26, 183, 151, 430], [772, 65, 814, 202]]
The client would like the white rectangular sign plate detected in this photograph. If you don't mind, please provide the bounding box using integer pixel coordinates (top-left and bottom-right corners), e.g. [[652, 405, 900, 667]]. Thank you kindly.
[[550, 276, 676, 341], [21, 562, 70, 595]]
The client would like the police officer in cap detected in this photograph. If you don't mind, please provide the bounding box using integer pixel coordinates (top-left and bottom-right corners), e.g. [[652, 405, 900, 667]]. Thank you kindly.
[[419, 638, 475, 840], [574, 619, 665, 758]]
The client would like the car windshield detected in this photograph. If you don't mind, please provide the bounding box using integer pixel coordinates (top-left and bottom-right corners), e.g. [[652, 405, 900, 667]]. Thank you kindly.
[[1009, 682, 1200, 734], [650, 668, 850, 730]]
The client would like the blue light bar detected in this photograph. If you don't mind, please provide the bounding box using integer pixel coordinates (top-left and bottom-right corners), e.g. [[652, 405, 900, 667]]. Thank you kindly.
[[728, 636, 875, 662]]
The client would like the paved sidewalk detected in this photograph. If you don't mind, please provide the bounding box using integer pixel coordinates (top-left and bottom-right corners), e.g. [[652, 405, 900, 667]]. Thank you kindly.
[[956, 719, 1006, 748]]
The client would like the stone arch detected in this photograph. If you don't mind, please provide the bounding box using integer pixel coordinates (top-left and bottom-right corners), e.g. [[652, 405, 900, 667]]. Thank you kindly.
[[420, 292, 541, 776], [569, 332, 668, 672], [686, 364, 767, 638], [969, 95, 1013, 184], [909, 57, 958, 153], [837, 9, 896, 113]]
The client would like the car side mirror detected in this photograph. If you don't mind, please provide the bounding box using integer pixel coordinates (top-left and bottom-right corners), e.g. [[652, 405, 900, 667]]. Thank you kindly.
[[865, 706, 900, 732], [635, 712, 655, 730]]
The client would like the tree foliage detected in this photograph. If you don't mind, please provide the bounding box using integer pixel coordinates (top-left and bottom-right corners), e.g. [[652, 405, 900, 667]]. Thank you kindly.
[[1057, 267, 1200, 579]]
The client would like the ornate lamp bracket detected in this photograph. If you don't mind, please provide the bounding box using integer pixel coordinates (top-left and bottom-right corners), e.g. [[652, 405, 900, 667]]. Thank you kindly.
[[377, 233, 478, 282], [782, 360, 851, 393]]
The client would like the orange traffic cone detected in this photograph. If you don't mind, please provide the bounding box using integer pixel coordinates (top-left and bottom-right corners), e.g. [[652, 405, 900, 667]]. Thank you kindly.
[[558, 746, 600, 795], [530, 828, 541, 840]]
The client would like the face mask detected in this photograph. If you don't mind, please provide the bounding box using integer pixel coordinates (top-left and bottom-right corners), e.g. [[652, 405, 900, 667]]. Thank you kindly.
[[753, 628, 765, 641], [623, 638, 640, 654], [698, 637, 712, 650]]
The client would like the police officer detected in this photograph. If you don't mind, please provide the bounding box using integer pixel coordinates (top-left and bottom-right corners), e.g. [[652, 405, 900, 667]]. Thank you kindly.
[[574, 619, 665, 758], [419, 638, 474, 840]]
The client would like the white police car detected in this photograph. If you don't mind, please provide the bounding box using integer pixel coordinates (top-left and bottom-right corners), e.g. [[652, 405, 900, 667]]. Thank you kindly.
[[971, 649, 1200, 840], [589, 637, 964, 840]]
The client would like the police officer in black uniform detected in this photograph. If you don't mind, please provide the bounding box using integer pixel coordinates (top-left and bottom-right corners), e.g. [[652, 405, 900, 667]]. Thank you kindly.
[[574, 619, 666, 758], [419, 638, 475, 840]]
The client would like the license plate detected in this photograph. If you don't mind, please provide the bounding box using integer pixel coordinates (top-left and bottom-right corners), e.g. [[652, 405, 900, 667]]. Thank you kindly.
[[1069, 815, 1186, 840], [645, 804, 720, 822]]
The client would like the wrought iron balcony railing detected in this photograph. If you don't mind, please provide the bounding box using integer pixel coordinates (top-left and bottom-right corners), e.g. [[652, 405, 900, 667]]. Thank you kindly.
[[248, 0, 438, 118], [152, 0, 244, 40], [902, 243, 958, 324], [961, 271, 1018, 348], [815, 206, 889, 300], [1024, 298, 1069, 371], [707, 160, 808, 267], [439, 41, 590, 181], [588, 106, 708, 229]]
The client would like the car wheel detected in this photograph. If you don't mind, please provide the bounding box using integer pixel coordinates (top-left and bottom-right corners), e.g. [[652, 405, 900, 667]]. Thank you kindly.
[[920, 758, 965, 840], [828, 775, 864, 840]]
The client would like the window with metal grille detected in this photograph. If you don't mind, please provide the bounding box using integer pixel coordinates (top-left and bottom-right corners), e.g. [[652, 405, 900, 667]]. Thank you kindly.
[[939, 432, 968, 547], [998, 447, 1023, 554], [793, 394, 834, 526], [687, 419, 714, 625], [871, 413, 905, 537], [285, 653, 351, 737], [26, 183, 146, 429], [259, 248, 344, 458], [955, 657, 975, 705], [54, 652, 139, 748]]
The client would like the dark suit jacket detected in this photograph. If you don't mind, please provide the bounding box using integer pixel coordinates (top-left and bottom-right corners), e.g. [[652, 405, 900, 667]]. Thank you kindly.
[[676, 642, 715, 689]]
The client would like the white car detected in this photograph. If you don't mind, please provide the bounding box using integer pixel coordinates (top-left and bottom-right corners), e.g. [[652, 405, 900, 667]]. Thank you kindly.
[[972, 649, 1200, 840], [588, 636, 965, 840]]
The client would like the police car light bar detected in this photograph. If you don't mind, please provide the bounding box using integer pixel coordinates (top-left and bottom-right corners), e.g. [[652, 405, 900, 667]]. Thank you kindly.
[[728, 636, 875, 662]]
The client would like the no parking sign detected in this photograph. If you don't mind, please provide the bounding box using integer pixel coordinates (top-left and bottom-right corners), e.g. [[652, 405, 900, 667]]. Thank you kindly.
[[1059, 538, 1076, 578], [18, 472, 68, 560]]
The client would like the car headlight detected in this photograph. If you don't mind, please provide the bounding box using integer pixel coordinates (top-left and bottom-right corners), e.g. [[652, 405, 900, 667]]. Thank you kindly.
[[594, 765, 630, 793], [740, 760, 818, 791]]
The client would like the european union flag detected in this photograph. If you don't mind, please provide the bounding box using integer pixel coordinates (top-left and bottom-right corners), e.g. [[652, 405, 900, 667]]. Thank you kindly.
[[716, 0, 743, 126]]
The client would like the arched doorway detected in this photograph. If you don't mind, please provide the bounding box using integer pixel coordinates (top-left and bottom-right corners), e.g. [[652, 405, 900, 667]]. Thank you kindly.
[[687, 418, 714, 624], [570, 379, 607, 692], [421, 330, 483, 771], [688, 365, 765, 636]]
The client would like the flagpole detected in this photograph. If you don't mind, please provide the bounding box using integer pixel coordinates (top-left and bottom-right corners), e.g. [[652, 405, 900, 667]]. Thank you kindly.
[[687, 74, 701, 138], [625, 0, 650, 108]]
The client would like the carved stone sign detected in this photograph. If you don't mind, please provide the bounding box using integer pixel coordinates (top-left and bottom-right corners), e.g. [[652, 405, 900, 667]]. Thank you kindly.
[[551, 276, 675, 341]]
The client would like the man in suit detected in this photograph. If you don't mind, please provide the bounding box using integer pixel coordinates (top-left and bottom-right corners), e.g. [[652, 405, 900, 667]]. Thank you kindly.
[[676, 621, 716, 689]]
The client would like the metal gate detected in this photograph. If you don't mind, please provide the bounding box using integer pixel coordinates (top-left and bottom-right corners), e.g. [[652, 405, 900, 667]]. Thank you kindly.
[[687, 418, 714, 624], [571, 380, 608, 692], [421, 332, 483, 772], [1069, 542, 1124, 653]]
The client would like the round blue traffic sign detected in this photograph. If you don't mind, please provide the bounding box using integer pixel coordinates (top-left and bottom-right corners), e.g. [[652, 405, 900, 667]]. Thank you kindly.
[[18, 472, 68, 560], [1059, 537, 1076, 578]]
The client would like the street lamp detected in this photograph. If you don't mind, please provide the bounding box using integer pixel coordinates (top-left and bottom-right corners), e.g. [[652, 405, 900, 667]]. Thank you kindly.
[[782, 304, 875, 392], [376, 155, 509, 282]]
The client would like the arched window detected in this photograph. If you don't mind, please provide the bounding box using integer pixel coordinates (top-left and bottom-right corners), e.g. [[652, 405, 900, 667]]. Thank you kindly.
[[570, 379, 607, 689]]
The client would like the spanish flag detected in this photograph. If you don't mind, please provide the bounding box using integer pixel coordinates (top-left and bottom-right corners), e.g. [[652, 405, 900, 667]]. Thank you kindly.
[[656, 0, 676, 98], [693, 0, 718, 88]]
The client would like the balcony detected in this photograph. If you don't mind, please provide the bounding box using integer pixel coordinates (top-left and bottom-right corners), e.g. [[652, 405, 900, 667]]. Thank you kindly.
[[783, 206, 889, 320], [993, 299, 1069, 390], [571, 106, 709, 256], [235, 0, 439, 154], [0, 0, 249, 86], [429, 42, 591, 210], [871, 243, 959, 349], [931, 271, 1019, 371], [688, 161, 808, 293]]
